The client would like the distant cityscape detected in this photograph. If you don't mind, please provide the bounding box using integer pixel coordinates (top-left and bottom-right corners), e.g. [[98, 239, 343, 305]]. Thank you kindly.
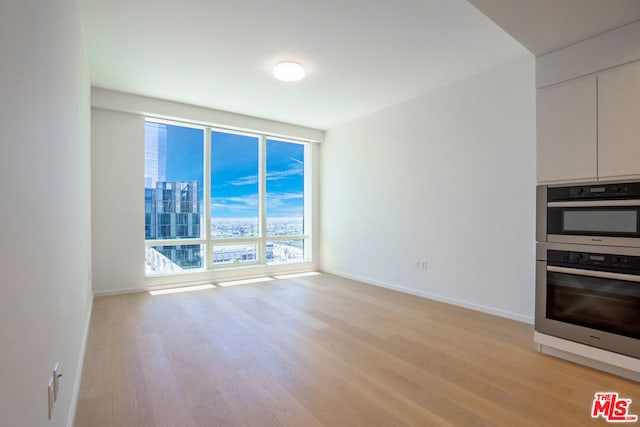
[[212, 217, 304, 238], [144, 179, 305, 273]]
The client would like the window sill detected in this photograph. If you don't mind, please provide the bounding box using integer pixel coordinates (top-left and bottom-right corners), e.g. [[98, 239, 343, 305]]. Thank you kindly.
[[144, 260, 315, 288]]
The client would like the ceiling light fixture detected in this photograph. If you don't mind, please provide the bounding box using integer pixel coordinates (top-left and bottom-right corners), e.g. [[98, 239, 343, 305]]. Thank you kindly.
[[273, 61, 306, 82]]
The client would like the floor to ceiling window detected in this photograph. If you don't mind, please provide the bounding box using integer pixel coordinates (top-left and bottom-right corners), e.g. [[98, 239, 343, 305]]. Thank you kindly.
[[144, 119, 310, 275]]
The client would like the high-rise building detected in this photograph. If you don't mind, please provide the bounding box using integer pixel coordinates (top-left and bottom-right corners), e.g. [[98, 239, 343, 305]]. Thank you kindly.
[[145, 180, 201, 269], [144, 121, 167, 188], [145, 180, 200, 239]]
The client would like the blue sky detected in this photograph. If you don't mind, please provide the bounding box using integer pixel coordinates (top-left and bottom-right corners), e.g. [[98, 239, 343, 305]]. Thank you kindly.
[[156, 123, 303, 219]]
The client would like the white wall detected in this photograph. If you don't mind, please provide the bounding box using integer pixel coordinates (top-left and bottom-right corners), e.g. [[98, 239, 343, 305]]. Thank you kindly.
[[320, 55, 536, 323], [91, 101, 322, 295], [92, 88, 324, 143], [0, 1, 93, 426], [91, 109, 145, 293]]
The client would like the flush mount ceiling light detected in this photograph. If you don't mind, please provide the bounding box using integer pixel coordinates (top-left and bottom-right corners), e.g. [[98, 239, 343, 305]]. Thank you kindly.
[[273, 61, 306, 82]]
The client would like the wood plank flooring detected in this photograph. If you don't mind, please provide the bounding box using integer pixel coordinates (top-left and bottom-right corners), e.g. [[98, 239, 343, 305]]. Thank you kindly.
[[75, 273, 640, 426]]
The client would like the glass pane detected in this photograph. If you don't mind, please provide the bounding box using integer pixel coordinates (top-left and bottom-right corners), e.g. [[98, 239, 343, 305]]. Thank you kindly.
[[563, 210, 637, 233], [145, 122, 204, 240], [267, 239, 305, 264], [212, 244, 258, 265], [266, 139, 304, 236], [146, 245, 203, 274], [211, 131, 259, 238]]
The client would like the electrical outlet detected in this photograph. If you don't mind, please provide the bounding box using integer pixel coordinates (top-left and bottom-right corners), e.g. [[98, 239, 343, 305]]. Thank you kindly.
[[413, 259, 420, 270], [421, 260, 428, 271], [48, 377, 54, 420]]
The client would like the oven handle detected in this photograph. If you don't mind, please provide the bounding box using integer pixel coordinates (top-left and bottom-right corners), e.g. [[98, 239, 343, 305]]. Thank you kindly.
[[547, 265, 640, 283], [548, 200, 640, 207]]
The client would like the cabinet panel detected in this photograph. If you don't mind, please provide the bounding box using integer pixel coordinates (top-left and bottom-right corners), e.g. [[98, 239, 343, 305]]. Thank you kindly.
[[537, 77, 597, 183], [598, 61, 640, 180]]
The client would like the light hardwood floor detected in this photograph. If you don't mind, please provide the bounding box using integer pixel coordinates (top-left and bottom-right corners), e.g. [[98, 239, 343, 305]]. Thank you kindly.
[[75, 273, 640, 426]]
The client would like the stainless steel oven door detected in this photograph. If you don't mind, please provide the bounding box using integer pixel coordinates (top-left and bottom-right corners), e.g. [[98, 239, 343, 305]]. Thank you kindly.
[[535, 243, 640, 359]]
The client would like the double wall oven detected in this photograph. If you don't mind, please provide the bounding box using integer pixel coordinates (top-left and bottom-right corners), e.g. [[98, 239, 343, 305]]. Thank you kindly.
[[536, 181, 640, 359]]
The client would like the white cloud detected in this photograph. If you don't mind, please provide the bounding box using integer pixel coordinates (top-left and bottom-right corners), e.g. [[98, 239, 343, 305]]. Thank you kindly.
[[224, 165, 302, 186], [269, 191, 303, 200], [289, 157, 303, 165], [266, 165, 303, 181], [228, 175, 258, 186], [211, 195, 258, 210], [267, 159, 304, 181]]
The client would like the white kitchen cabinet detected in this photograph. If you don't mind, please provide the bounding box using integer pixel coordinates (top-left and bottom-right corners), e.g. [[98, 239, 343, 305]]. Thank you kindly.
[[537, 76, 597, 183], [598, 61, 640, 180]]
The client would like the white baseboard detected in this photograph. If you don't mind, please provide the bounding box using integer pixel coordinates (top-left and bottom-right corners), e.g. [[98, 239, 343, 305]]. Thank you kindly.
[[322, 269, 534, 324], [534, 331, 640, 381], [67, 295, 93, 427]]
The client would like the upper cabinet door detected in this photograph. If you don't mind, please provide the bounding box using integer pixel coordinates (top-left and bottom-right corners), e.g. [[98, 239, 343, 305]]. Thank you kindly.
[[537, 76, 597, 183], [598, 61, 640, 180]]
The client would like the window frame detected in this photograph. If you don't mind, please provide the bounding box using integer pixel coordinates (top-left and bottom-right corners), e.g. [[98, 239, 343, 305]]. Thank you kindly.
[[144, 118, 311, 276]]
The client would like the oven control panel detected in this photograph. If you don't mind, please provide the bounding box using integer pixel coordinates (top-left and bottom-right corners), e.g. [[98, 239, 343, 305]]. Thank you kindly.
[[547, 181, 640, 201], [547, 250, 640, 273]]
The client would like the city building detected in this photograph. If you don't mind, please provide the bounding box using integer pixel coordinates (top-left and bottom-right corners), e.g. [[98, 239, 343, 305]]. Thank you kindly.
[[144, 180, 200, 240], [145, 180, 201, 271], [144, 121, 167, 188]]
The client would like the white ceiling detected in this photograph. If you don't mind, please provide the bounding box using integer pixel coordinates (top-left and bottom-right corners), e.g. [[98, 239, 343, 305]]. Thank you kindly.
[[80, 0, 527, 130], [467, 0, 640, 56], [81, 1, 640, 131]]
